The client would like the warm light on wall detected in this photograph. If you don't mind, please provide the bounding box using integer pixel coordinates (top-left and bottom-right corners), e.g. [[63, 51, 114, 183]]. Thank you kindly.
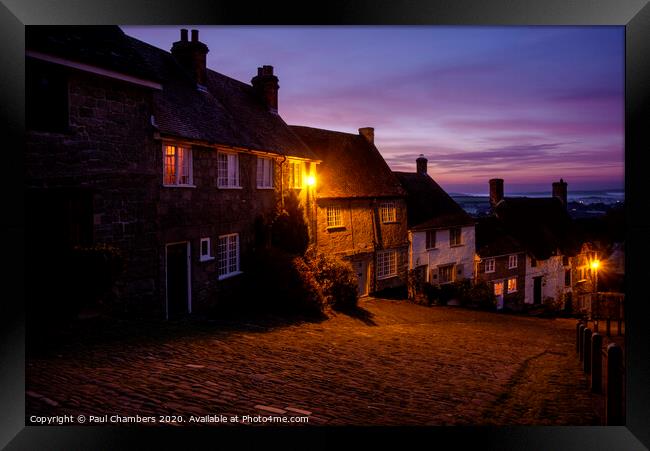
[[306, 175, 316, 187]]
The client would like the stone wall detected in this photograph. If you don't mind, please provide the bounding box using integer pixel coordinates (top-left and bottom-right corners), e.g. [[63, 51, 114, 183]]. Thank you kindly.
[[476, 252, 527, 306]]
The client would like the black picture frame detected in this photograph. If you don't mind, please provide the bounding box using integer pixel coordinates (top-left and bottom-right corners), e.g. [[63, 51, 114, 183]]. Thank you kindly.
[[3, 0, 649, 449]]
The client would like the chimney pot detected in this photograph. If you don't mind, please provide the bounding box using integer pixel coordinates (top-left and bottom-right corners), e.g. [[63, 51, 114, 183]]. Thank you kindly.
[[171, 28, 209, 87], [359, 127, 374, 144], [552, 178, 568, 208], [416, 154, 428, 175], [489, 178, 504, 208], [251, 66, 280, 113], [191, 29, 199, 42], [180, 29, 188, 41]]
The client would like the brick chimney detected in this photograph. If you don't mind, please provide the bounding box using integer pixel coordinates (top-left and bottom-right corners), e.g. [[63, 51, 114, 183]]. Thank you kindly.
[[552, 178, 568, 208], [252, 65, 279, 113], [489, 178, 504, 208], [171, 29, 209, 87], [416, 154, 428, 175], [358, 127, 374, 144]]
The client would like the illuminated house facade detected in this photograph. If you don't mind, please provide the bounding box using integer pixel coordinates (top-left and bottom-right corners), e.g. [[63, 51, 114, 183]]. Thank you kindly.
[[26, 26, 319, 318], [394, 156, 477, 289], [291, 126, 409, 296], [485, 178, 579, 308]]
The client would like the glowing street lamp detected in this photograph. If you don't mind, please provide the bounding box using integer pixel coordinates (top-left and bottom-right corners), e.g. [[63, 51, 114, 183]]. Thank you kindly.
[[306, 175, 316, 187], [591, 259, 600, 293]]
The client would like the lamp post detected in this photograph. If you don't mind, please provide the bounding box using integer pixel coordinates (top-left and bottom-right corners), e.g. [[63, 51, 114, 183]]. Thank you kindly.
[[591, 259, 600, 294]]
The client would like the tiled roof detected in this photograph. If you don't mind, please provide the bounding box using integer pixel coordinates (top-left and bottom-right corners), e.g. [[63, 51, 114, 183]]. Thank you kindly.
[[26, 26, 317, 160], [290, 126, 406, 199], [393, 172, 475, 230], [494, 197, 581, 260], [475, 216, 524, 257]]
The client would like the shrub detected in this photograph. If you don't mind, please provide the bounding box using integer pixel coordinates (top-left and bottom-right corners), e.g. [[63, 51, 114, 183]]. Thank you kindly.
[[247, 247, 325, 317], [468, 280, 497, 310], [305, 251, 358, 311], [270, 191, 309, 256], [423, 282, 441, 305]]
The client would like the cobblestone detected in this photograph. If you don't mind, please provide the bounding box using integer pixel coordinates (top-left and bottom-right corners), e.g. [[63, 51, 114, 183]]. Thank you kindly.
[[26, 298, 600, 425]]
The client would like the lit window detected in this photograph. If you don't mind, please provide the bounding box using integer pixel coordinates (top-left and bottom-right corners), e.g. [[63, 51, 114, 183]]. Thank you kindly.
[[200, 237, 213, 261], [450, 227, 462, 246], [256, 156, 274, 189], [217, 152, 240, 188], [494, 281, 504, 296], [485, 258, 495, 273], [508, 254, 518, 269], [425, 230, 436, 249], [380, 202, 397, 223], [218, 233, 240, 279], [327, 206, 343, 228], [163, 145, 193, 186], [377, 250, 398, 279], [289, 160, 303, 189], [439, 264, 455, 284], [507, 277, 517, 293]]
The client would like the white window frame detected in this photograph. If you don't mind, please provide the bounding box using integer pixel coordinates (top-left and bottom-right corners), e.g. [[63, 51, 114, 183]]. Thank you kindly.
[[289, 160, 304, 189], [425, 230, 436, 249], [507, 276, 517, 293], [163, 144, 194, 186], [256, 156, 274, 189], [438, 263, 456, 284], [508, 254, 518, 269], [218, 233, 241, 280], [485, 258, 495, 273], [327, 206, 343, 228], [199, 237, 213, 262], [217, 152, 241, 188], [449, 227, 462, 246], [376, 250, 398, 279], [380, 201, 397, 223]]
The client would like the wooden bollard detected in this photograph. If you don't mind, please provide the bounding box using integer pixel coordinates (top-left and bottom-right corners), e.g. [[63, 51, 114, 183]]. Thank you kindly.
[[591, 333, 603, 393], [583, 328, 592, 373], [578, 323, 586, 361], [606, 343, 624, 425]]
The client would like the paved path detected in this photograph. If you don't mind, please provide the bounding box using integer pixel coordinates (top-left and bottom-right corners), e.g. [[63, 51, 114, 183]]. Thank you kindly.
[[26, 298, 600, 426]]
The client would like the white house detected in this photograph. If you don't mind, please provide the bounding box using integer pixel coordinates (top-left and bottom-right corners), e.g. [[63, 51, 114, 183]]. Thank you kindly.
[[394, 155, 476, 286]]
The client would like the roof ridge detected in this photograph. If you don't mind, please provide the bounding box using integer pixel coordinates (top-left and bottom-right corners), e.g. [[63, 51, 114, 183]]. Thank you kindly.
[[289, 125, 363, 138]]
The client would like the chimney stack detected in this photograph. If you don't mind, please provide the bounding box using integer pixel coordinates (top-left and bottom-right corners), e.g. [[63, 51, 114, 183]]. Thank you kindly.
[[416, 154, 428, 175], [552, 178, 568, 208], [252, 65, 279, 113], [171, 28, 209, 87], [358, 127, 374, 144], [489, 178, 504, 208]]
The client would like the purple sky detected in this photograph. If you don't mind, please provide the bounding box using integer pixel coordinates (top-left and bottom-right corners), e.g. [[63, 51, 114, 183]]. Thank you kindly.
[[122, 26, 624, 194]]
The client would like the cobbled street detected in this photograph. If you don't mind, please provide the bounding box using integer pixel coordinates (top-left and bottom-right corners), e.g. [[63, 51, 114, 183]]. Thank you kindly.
[[26, 298, 601, 426]]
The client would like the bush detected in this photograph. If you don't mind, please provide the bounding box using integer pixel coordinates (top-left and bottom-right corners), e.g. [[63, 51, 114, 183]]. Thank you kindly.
[[467, 280, 496, 310], [247, 247, 325, 317], [305, 251, 358, 311], [423, 282, 441, 305], [270, 191, 309, 256]]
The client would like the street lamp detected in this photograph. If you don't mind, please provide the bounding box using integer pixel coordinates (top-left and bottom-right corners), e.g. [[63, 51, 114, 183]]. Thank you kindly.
[[590, 259, 600, 293]]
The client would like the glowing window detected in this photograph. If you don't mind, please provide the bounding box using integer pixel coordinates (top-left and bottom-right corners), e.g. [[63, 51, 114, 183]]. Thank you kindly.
[[163, 144, 192, 186], [494, 281, 504, 296], [507, 277, 517, 293], [327, 206, 343, 228]]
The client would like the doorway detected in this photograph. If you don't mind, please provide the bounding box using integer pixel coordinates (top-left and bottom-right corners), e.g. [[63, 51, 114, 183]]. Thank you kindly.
[[166, 242, 191, 319], [355, 260, 369, 297], [533, 276, 543, 305]]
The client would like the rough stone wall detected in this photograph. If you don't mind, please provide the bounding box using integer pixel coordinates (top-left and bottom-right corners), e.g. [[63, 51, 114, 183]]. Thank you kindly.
[[476, 253, 527, 305], [315, 197, 409, 292], [26, 68, 161, 315]]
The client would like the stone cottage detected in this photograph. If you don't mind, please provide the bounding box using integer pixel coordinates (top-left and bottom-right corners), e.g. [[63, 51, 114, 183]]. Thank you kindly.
[[486, 178, 579, 308], [290, 126, 409, 296], [26, 26, 319, 318], [394, 156, 476, 289]]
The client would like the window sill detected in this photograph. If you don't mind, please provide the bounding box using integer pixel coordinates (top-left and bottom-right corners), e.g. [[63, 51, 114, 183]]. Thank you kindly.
[[426, 247, 438, 251], [256, 186, 274, 190], [163, 184, 196, 188], [200, 256, 215, 263], [218, 186, 243, 190], [485, 270, 495, 274], [326, 226, 346, 231], [508, 267, 518, 270], [377, 274, 398, 281], [383, 221, 400, 224], [218, 271, 243, 281], [450, 244, 464, 248]]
